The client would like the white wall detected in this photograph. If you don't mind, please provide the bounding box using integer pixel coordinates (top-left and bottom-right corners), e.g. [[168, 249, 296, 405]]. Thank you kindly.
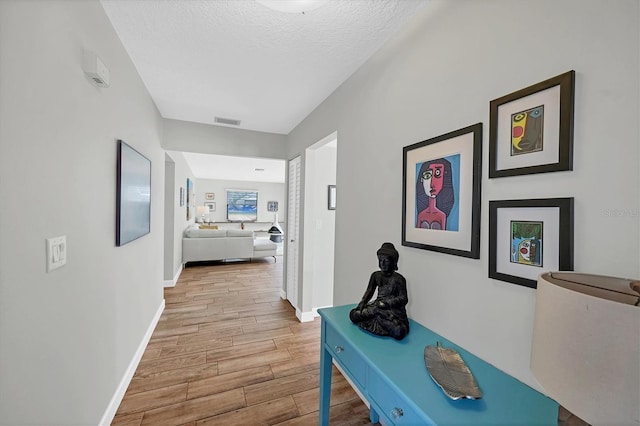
[[165, 151, 196, 281], [163, 118, 288, 160], [0, 1, 165, 424], [194, 178, 285, 225], [302, 140, 337, 315], [287, 0, 640, 391], [164, 155, 176, 281]]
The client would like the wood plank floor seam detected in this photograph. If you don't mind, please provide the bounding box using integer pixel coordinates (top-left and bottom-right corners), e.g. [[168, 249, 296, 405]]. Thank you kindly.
[[111, 259, 372, 425]]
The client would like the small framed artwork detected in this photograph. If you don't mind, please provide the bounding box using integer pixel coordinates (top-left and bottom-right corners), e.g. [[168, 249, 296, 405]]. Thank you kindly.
[[489, 198, 574, 288], [186, 179, 193, 220], [402, 123, 482, 259], [489, 70, 575, 178], [179, 187, 184, 207], [267, 201, 279, 212], [205, 192, 215, 200], [205, 201, 216, 212], [328, 185, 336, 210]]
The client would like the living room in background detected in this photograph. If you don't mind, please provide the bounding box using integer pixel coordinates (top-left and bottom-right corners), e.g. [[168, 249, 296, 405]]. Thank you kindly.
[[116, 140, 151, 247], [226, 189, 258, 222]]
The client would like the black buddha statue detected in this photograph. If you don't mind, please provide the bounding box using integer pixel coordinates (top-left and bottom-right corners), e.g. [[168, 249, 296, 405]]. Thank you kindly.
[[349, 242, 409, 340]]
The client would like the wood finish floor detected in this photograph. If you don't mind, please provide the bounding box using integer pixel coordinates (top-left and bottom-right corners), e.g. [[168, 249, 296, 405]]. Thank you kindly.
[[112, 258, 373, 426]]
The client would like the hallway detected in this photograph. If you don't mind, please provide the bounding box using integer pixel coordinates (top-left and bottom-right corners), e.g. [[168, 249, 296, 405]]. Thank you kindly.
[[112, 259, 372, 425]]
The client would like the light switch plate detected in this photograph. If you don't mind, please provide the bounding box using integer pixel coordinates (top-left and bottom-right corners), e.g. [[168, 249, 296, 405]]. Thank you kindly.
[[46, 235, 67, 272]]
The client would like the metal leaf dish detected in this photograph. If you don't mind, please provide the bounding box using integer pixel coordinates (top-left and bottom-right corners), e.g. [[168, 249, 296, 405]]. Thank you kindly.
[[424, 341, 482, 400]]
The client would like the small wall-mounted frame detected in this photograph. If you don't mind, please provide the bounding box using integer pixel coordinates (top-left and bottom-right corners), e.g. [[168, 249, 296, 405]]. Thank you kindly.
[[402, 123, 483, 259], [267, 201, 279, 212], [489, 197, 574, 288], [205, 192, 215, 200], [328, 185, 336, 210], [186, 179, 193, 220], [489, 70, 575, 178], [205, 201, 216, 212]]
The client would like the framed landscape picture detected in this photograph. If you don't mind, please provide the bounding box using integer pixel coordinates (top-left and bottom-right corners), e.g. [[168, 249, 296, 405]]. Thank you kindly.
[[402, 123, 482, 259]]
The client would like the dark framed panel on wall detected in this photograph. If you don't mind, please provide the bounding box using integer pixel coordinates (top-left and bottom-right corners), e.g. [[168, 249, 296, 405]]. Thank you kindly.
[[489, 197, 574, 288], [116, 140, 151, 247], [328, 185, 336, 210], [402, 123, 482, 259], [489, 70, 575, 178]]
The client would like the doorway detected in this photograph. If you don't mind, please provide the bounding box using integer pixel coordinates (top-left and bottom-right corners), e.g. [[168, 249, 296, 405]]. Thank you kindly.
[[286, 156, 301, 310], [286, 133, 338, 321]]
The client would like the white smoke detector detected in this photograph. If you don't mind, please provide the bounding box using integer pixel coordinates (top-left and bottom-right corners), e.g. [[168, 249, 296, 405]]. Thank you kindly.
[[83, 50, 110, 88]]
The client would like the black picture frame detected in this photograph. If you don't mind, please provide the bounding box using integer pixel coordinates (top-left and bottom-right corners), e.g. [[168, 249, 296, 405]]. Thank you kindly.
[[489, 70, 575, 178], [328, 185, 336, 210], [489, 198, 574, 288], [116, 140, 151, 247], [402, 123, 482, 259]]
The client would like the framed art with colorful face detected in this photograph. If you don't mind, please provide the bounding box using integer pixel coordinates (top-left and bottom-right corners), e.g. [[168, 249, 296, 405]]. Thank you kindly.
[[402, 123, 482, 258], [489, 198, 574, 288], [489, 70, 575, 178]]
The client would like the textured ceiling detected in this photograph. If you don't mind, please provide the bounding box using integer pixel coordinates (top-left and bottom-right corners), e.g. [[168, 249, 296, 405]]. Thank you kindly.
[[101, 0, 429, 135]]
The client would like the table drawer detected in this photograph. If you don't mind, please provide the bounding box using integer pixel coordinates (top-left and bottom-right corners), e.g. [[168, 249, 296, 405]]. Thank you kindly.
[[325, 323, 367, 388], [368, 371, 427, 425]]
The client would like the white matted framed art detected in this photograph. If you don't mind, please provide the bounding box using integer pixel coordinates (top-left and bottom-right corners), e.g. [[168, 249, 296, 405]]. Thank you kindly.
[[489, 71, 575, 178], [402, 123, 482, 259], [489, 198, 574, 288]]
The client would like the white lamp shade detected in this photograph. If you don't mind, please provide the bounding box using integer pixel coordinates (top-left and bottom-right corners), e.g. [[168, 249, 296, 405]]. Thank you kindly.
[[196, 206, 208, 220], [531, 272, 639, 425]]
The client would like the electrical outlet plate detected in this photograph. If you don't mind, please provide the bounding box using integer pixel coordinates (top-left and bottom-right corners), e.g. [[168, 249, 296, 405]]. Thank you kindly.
[[46, 235, 67, 272]]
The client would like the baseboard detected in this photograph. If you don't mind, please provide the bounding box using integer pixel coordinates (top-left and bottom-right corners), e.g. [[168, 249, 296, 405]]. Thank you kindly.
[[296, 305, 332, 322], [279, 288, 287, 300], [298, 309, 317, 323], [163, 264, 183, 288], [99, 298, 165, 425]]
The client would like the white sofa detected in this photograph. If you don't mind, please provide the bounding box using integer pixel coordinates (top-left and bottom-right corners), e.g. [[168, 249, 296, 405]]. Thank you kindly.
[[182, 225, 277, 264]]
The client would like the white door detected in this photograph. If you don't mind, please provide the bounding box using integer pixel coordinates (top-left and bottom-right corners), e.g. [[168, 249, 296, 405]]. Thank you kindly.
[[286, 156, 301, 309]]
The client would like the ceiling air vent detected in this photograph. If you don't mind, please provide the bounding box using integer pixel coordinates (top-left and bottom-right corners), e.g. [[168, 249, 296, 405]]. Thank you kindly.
[[214, 116, 241, 126]]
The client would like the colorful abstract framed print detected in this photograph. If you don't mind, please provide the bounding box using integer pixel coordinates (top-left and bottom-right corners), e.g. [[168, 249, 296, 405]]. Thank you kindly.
[[489, 71, 575, 178], [402, 123, 482, 259], [489, 198, 574, 288]]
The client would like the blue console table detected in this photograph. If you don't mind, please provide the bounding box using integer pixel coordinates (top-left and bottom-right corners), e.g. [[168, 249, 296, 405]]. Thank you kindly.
[[318, 305, 558, 425]]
